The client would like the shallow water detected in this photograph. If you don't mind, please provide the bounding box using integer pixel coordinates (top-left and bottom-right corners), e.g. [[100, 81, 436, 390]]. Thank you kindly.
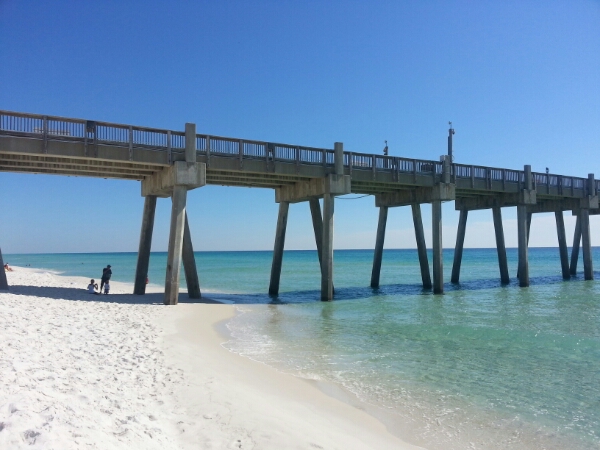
[[7, 248, 600, 449]]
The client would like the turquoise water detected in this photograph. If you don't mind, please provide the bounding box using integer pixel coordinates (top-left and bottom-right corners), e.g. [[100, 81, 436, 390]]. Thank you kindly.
[[6, 248, 600, 449]]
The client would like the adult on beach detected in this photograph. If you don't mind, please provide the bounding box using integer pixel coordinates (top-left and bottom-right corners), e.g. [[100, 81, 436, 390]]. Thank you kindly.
[[100, 265, 112, 292]]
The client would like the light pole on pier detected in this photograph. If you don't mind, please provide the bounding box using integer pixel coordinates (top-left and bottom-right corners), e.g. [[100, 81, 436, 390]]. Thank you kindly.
[[448, 122, 455, 161]]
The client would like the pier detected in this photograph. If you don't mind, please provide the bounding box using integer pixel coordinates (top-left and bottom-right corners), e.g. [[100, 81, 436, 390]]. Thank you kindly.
[[1, 110, 598, 303]]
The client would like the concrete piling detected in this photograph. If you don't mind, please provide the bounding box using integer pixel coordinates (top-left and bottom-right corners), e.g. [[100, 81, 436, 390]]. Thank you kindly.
[[134, 195, 157, 295], [269, 201, 289, 296], [0, 247, 8, 290], [182, 214, 201, 298], [370, 206, 388, 288], [164, 185, 188, 305], [581, 208, 593, 280], [517, 205, 530, 287], [321, 193, 335, 301], [451, 209, 468, 284], [555, 211, 570, 279], [492, 207, 510, 284], [411, 203, 432, 289], [570, 215, 582, 275], [432, 200, 444, 294]]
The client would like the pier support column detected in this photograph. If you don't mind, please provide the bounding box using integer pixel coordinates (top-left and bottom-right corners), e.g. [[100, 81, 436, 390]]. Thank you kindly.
[[570, 215, 582, 275], [411, 203, 432, 289], [451, 209, 468, 284], [182, 214, 201, 298], [371, 206, 388, 288], [269, 201, 290, 296], [581, 209, 593, 280], [134, 195, 157, 295], [555, 211, 570, 280], [321, 193, 335, 301], [432, 200, 444, 294], [517, 205, 529, 287], [0, 247, 8, 290], [309, 198, 325, 271], [165, 185, 188, 305], [492, 207, 510, 284]]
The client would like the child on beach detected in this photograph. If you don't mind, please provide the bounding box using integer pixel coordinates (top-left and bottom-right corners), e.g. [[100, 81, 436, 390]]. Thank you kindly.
[[87, 279, 99, 294], [104, 281, 110, 295]]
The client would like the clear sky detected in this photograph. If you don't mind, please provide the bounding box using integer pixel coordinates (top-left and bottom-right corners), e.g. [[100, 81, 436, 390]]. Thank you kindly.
[[1, 0, 599, 253]]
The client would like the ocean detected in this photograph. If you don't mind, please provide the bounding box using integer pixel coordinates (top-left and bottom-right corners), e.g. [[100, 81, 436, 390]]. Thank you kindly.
[[5, 248, 600, 449]]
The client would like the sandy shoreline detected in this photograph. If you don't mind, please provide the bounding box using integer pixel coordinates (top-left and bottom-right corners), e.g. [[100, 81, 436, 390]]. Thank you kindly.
[[0, 267, 422, 449]]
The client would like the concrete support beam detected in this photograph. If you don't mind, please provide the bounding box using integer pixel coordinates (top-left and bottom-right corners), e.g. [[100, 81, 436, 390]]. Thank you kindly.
[[0, 247, 8, 290], [164, 185, 188, 305], [412, 203, 432, 289], [321, 193, 335, 301], [142, 161, 206, 197], [334, 142, 344, 175], [269, 201, 290, 296], [517, 205, 529, 287], [182, 214, 201, 298], [555, 211, 570, 280], [134, 195, 157, 295], [432, 200, 444, 294], [376, 183, 455, 208], [276, 174, 350, 204], [581, 208, 594, 280], [570, 215, 582, 275], [451, 209, 468, 284], [370, 206, 388, 288], [492, 207, 510, 284]]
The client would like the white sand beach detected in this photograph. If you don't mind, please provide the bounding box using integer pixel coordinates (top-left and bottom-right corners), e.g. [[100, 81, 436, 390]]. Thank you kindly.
[[0, 267, 423, 449]]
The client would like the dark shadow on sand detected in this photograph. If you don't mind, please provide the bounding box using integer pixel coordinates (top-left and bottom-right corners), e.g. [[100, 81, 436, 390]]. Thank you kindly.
[[4, 285, 220, 305]]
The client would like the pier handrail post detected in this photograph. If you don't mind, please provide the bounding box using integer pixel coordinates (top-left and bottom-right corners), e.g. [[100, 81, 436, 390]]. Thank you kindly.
[[334, 142, 344, 175], [185, 123, 197, 163]]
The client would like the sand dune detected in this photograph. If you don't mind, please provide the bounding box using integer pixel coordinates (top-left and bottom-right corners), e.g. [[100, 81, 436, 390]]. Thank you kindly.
[[0, 267, 422, 449]]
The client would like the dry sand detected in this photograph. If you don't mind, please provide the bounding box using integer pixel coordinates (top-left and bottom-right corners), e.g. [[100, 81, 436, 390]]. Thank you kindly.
[[0, 267, 423, 449]]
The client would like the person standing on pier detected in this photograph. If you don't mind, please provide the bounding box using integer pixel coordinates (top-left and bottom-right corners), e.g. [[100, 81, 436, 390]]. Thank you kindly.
[[100, 265, 112, 293]]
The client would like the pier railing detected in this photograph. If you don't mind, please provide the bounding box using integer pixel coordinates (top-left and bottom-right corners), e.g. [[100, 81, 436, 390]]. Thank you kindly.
[[0, 110, 594, 194]]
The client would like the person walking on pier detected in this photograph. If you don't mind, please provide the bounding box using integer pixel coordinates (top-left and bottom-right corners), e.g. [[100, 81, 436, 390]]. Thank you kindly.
[[100, 265, 112, 293]]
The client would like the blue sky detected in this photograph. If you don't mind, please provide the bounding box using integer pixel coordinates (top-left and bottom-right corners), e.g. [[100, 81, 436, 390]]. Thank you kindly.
[[1, 0, 599, 253]]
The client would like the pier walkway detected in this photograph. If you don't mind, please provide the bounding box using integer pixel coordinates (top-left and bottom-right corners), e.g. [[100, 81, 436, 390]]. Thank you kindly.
[[0, 110, 597, 302]]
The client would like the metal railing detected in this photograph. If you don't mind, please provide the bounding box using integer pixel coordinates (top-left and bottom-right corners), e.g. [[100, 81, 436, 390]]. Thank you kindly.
[[0, 110, 591, 193]]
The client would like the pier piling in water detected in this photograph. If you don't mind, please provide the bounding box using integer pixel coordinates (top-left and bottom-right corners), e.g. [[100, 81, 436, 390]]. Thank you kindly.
[[492, 206, 510, 284], [555, 211, 570, 279], [451, 209, 468, 284], [370, 206, 388, 288], [432, 200, 444, 294], [269, 201, 289, 296], [412, 203, 432, 289]]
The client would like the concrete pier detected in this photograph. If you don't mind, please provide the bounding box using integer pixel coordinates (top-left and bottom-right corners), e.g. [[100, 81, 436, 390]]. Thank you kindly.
[[555, 211, 570, 279], [371, 206, 388, 288], [411, 203, 432, 289], [134, 195, 157, 295], [182, 214, 201, 298], [451, 209, 468, 284], [492, 207, 510, 284], [164, 185, 188, 305], [517, 205, 529, 287], [570, 215, 582, 275], [432, 200, 443, 294], [269, 201, 289, 296], [0, 247, 8, 290]]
